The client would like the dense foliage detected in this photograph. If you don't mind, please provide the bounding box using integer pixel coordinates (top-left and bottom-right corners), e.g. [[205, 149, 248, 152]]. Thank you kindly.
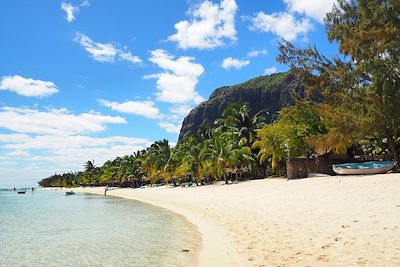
[[278, 0, 400, 161]]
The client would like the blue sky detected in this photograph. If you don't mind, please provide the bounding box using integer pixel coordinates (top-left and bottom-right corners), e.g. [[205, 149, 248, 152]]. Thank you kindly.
[[0, 0, 339, 187]]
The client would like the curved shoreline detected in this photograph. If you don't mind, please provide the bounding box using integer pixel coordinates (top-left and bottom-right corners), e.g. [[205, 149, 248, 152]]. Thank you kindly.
[[71, 186, 248, 267], [57, 174, 400, 266]]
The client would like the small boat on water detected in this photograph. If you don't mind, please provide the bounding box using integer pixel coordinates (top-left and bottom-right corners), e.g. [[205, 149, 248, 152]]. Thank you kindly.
[[17, 191, 26, 194], [65, 191, 75, 196], [333, 161, 397, 175]]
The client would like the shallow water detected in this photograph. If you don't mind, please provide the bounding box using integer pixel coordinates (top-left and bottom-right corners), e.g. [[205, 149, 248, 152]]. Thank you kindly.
[[0, 189, 199, 267]]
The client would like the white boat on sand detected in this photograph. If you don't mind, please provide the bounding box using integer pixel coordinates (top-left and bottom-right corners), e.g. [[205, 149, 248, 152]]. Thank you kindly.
[[332, 161, 397, 175]]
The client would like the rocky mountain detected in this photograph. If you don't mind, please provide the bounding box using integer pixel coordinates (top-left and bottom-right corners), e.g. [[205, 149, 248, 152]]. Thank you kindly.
[[178, 71, 305, 140]]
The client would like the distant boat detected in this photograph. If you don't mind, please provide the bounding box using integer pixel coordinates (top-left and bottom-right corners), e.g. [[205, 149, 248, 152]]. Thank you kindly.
[[17, 191, 26, 194], [65, 191, 75, 196], [333, 161, 397, 175]]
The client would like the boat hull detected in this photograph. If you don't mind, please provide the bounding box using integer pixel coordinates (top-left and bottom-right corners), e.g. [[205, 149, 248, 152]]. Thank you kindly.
[[333, 161, 396, 175]]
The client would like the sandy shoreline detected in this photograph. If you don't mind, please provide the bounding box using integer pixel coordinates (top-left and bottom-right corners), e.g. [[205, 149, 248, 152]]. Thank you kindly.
[[70, 185, 246, 267], [67, 174, 400, 266]]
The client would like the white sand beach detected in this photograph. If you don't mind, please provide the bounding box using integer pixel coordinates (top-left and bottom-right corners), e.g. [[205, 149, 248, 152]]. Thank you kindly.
[[74, 173, 400, 266]]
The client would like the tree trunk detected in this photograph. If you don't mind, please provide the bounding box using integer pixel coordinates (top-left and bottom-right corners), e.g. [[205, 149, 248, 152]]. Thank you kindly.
[[387, 134, 399, 170]]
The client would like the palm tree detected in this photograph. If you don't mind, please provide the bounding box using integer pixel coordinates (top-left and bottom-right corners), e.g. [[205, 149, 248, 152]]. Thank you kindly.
[[83, 160, 95, 185], [214, 103, 263, 178], [174, 136, 203, 185], [215, 102, 267, 147], [201, 134, 240, 184], [139, 139, 171, 184], [100, 160, 117, 185]]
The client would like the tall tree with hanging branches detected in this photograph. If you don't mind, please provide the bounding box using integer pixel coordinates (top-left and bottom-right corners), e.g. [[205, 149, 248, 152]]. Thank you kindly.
[[277, 0, 400, 162]]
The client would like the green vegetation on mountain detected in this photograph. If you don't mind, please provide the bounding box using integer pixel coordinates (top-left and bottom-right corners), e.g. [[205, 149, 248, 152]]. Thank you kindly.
[[209, 72, 288, 100], [178, 71, 304, 140]]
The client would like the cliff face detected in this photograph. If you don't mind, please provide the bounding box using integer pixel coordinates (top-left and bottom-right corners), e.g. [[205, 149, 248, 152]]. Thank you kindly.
[[178, 71, 305, 140]]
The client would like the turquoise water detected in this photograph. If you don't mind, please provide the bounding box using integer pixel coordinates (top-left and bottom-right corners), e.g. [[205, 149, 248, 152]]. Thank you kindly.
[[0, 189, 199, 267]]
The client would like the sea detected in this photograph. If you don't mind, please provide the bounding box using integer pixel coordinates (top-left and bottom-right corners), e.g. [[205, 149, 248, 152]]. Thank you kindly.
[[0, 189, 200, 267]]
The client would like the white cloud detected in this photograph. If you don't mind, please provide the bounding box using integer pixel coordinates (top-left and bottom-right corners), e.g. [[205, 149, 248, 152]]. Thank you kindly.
[[0, 161, 17, 165], [74, 33, 142, 64], [61, 1, 90, 23], [145, 49, 204, 104], [0, 133, 151, 177], [168, 0, 238, 49], [61, 2, 78, 22], [169, 104, 192, 117], [5, 150, 30, 157], [98, 99, 193, 135], [221, 57, 250, 70], [118, 51, 142, 64], [81, 0, 90, 7], [284, 0, 338, 22], [250, 12, 312, 41], [0, 104, 152, 187], [158, 122, 181, 134], [264, 67, 278, 75], [0, 106, 126, 135], [247, 49, 268, 58], [0, 133, 149, 152], [0, 75, 59, 97], [98, 99, 161, 119], [75, 33, 117, 62], [248, 0, 336, 41]]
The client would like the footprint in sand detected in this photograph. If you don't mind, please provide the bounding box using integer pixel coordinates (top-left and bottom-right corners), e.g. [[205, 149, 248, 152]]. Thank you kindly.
[[322, 243, 333, 249], [357, 257, 367, 265], [317, 255, 329, 262]]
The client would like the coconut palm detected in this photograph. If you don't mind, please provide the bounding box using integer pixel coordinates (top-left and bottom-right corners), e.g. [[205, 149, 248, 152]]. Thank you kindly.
[[139, 139, 171, 184], [83, 160, 96, 184], [215, 102, 267, 147], [200, 134, 240, 184], [174, 136, 204, 185]]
